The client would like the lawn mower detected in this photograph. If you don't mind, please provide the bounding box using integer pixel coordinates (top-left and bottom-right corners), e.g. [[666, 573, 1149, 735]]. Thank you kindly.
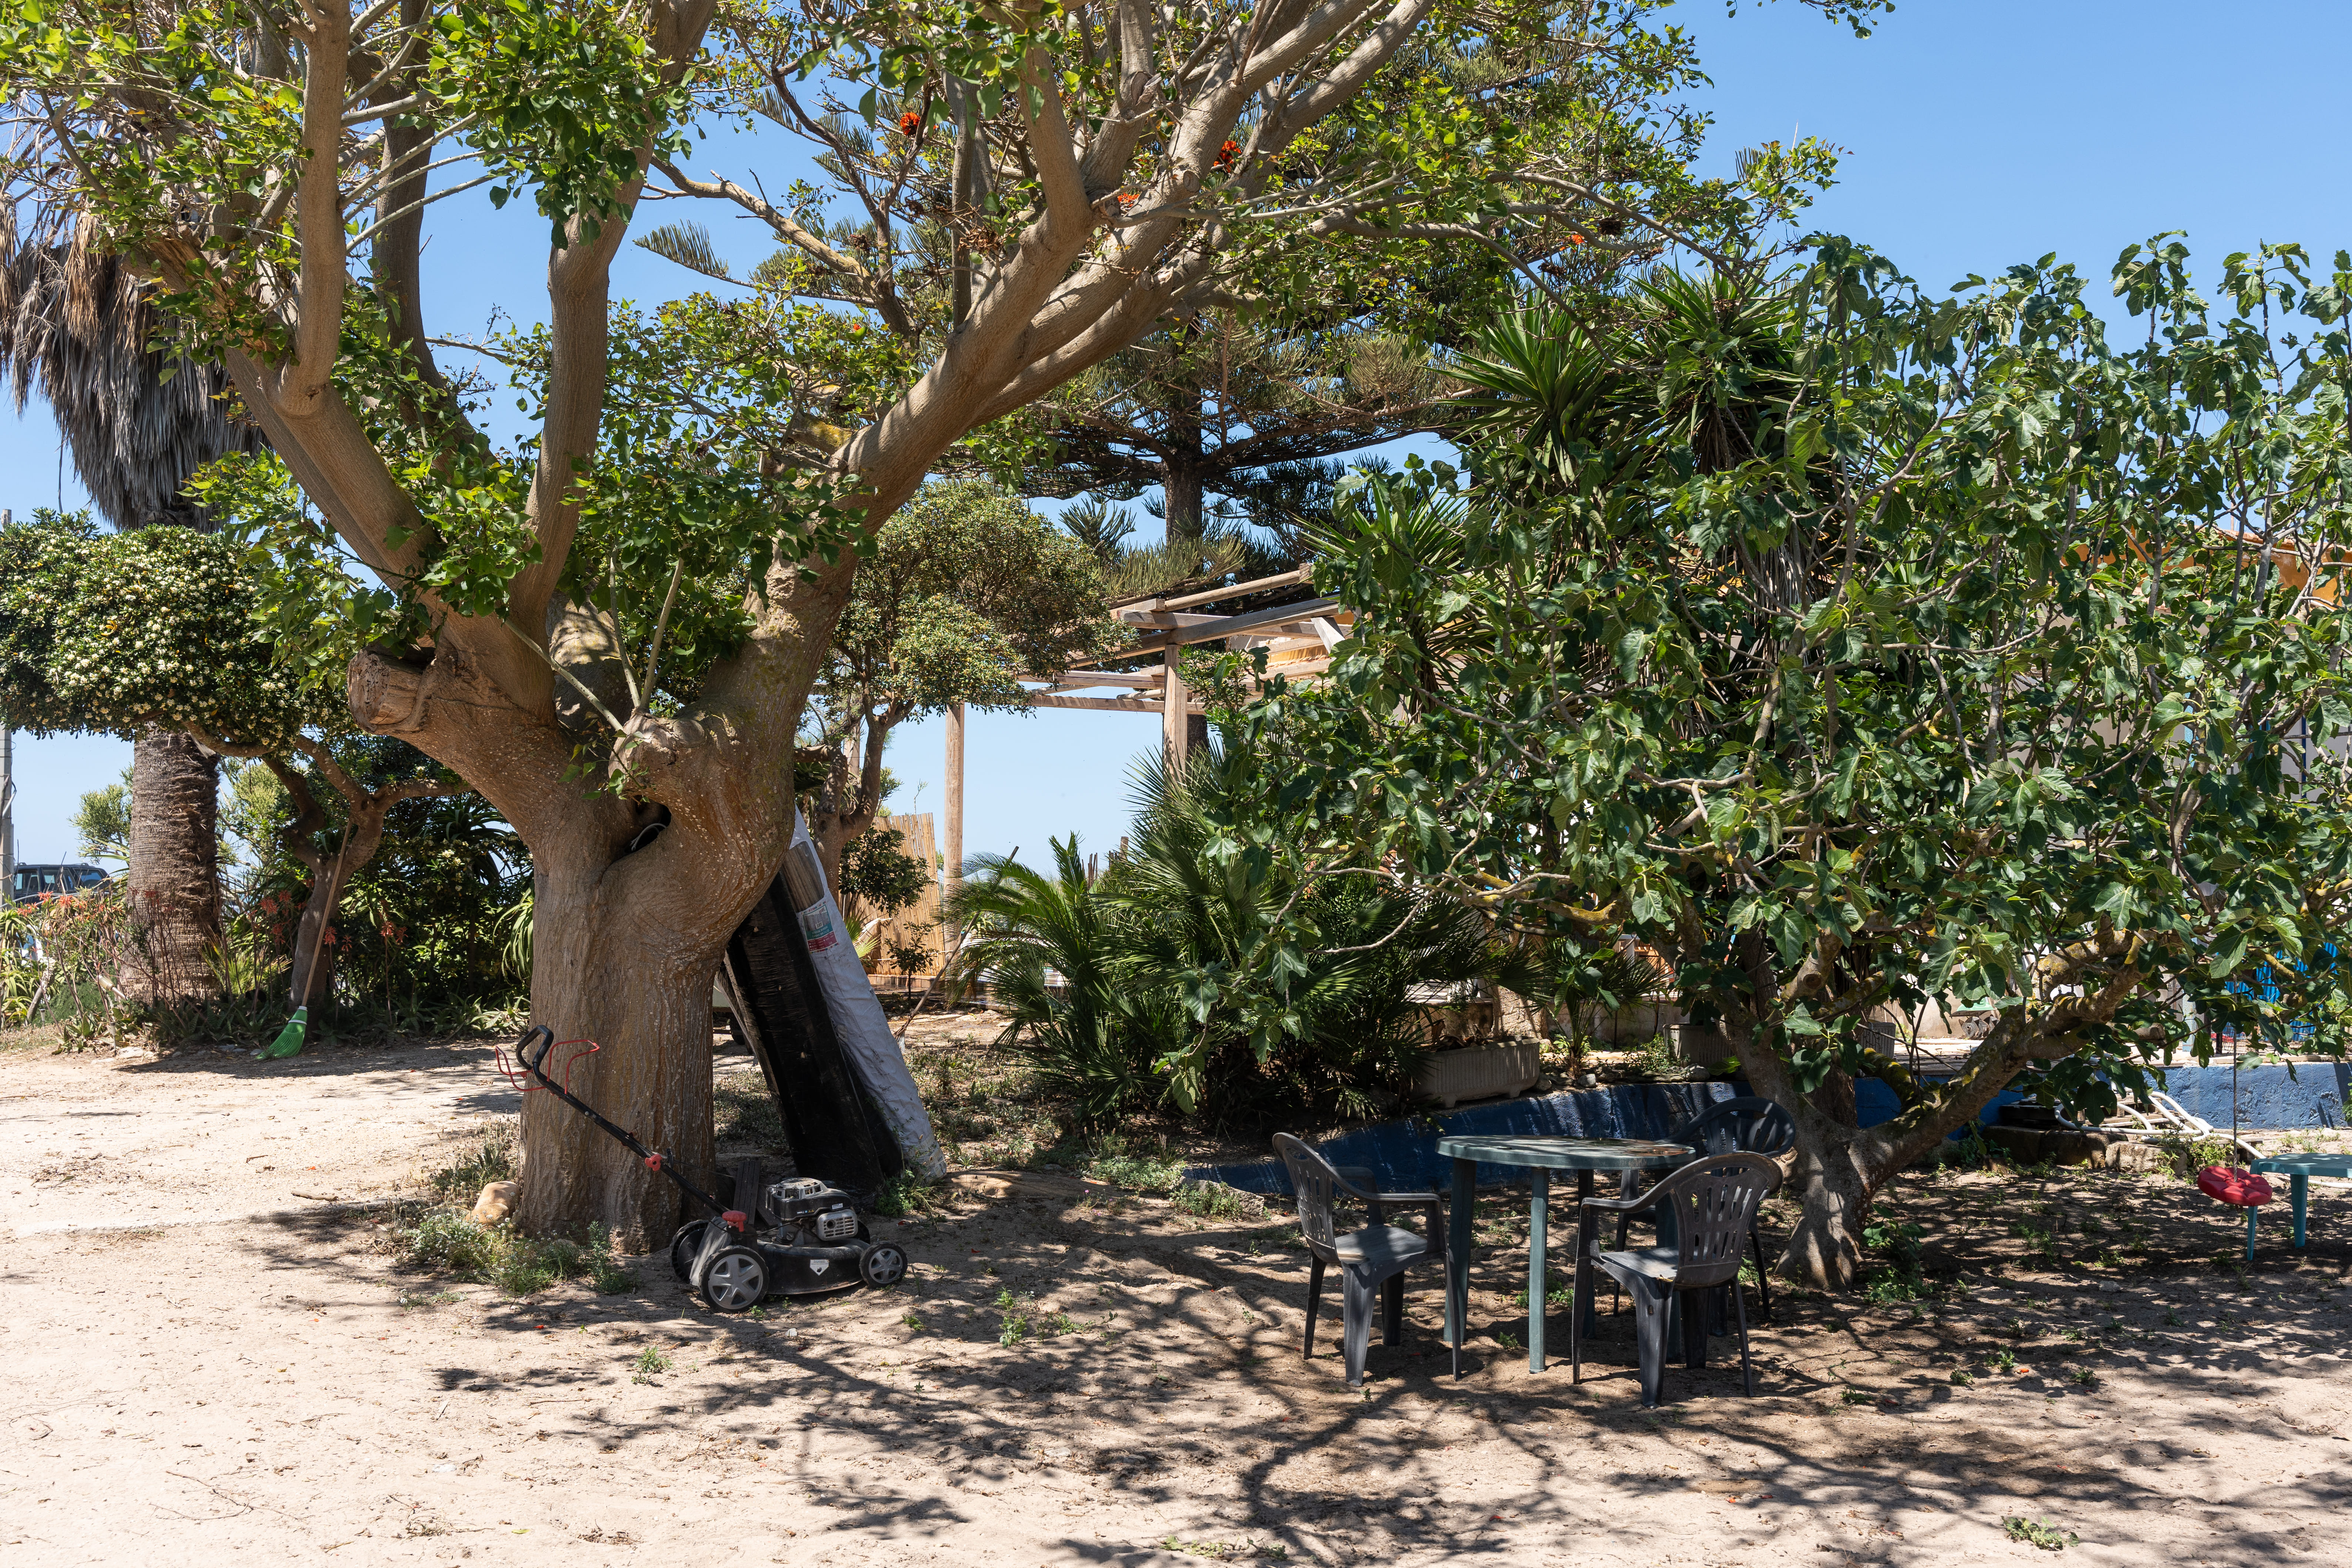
[[510, 1026, 908, 1313]]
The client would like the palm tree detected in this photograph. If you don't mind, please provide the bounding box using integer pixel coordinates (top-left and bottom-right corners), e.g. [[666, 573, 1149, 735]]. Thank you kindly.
[[0, 216, 265, 1001]]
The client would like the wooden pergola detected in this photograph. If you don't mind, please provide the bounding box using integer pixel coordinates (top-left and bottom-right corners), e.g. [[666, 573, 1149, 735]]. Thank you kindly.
[[941, 569, 1349, 893]]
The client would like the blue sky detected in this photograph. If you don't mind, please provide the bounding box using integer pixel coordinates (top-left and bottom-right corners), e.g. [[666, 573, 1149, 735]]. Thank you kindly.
[[10, 0, 2351, 868]]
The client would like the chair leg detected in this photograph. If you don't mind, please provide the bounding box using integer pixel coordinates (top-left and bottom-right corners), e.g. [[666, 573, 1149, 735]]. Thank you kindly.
[[1733, 1277, 1756, 1397], [1569, 1254, 1585, 1385], [1680, 1286, 1707, 1371], [1342, 1269, 1377, 1389], [1384, 1271, 1404, 1346], [1628, 1274, 1668, 1408], [1304, 1257, 1325, 1362], [1749, 1225, 1773, 1318]]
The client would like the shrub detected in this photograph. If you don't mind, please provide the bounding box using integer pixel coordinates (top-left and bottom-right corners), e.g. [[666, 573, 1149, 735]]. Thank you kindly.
[[394, 1136, 634, 1295], [948, 753, 1495, 1128]]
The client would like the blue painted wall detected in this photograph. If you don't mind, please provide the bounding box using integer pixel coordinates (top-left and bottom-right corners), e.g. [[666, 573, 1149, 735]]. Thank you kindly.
[[2149, 1061, 2351, 1134]]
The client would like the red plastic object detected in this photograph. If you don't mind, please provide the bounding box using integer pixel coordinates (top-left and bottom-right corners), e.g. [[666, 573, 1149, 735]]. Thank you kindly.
[[643, 1153, 664, 1172], [722, 1210, 749, 1233], [2197, 1165, 2275, 1207], [493, 1036, 601, 1094]]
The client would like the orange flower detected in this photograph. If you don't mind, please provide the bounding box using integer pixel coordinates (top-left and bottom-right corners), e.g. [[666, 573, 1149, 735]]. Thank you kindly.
[[897, 110, 921, 136], [1215, 139, 1240, 169], [1568, 233, 1585, 246]]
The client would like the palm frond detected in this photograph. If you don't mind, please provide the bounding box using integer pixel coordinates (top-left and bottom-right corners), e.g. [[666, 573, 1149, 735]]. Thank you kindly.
[[634, 222, 732, 282]]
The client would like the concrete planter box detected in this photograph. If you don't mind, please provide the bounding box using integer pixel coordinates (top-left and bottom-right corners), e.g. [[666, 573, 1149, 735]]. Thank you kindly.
[[1418, 1040, 1543, 1109], [1573, 1001, 1681, 1045]]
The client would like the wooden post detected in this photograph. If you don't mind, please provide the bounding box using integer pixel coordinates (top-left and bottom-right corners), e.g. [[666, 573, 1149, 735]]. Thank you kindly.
[[943, 702, 966, 943], [1162, 649, 1189, 773], [0, 723, 13, 905]]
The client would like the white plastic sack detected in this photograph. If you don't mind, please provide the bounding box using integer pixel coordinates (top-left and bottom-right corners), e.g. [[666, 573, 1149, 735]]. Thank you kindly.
[[783, 810, 947, 1179]]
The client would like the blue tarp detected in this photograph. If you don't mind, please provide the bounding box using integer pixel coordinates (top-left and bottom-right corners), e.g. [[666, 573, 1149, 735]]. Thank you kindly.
[[1191, 1081, 1738, 1196], [1193, 1059, 2349, 1196]]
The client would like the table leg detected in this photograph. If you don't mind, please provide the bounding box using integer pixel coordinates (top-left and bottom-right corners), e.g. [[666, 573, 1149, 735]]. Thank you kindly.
[[2294, 1173, 2310, 1248], [1449, 1157, 1474, 1379], [1529, 1171, 1548, 1373]]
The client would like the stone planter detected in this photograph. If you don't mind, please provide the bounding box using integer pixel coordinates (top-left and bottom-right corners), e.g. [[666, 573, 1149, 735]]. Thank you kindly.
[[1418, 1040, 1543, 1109], [1574, 1000, 1682, 1045]]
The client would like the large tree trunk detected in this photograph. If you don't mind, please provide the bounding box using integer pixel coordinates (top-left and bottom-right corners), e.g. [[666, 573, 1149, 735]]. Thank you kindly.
[[1162, 414, 1205, 540], [1776, 1122, 1875, 1292], [517, 837, 722, 1246], [343, 557, 864, 1248], [125, 728, 220, 1004], [1736, 994, 2072, 1290]]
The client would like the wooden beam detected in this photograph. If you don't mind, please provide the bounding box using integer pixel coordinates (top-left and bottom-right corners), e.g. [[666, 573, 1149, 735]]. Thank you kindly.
[[1160, 566, 1309, 610], [1025, 692, 1202, 714], [1112, 607, 1233, 629], [1122, 595, 1342, 655], [1106, 567, 1309, 615], [1030, 668, 1163, 690], [943, 703, 965, 935], [1163, 647, 1189, 770]]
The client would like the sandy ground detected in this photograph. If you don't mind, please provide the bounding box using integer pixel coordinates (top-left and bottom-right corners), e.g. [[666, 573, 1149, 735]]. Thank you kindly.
[[4, 1026, 2351, 1567]]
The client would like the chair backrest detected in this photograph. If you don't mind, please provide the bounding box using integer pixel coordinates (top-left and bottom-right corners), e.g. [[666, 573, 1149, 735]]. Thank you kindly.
[[1272, 1133, 1352, 1264], [1671, 1095, 1795, 1159], [1651, 1151, 1779, 1289]]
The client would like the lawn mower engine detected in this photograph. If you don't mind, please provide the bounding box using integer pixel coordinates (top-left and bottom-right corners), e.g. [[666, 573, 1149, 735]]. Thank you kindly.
[[669, 1175, 909, 1313]]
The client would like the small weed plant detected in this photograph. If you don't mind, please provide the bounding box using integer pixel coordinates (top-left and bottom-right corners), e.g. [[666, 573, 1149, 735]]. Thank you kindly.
[[631, 1346, 670, 1384], [426, 1125, 519, 1205], [1159, 1536, 1287, 1560], [872, 1170, 945, 1218], [1076, 1132, 1186, 1193], [393, 1141, 637, 1296], [997, 1289, 1030, 1346], [1512, 1268, 1574, 1311], [1631, 1033, 1696, 1082], [1861, 1218, 1930, 1302], [2004, 1517, 2079, 1551]]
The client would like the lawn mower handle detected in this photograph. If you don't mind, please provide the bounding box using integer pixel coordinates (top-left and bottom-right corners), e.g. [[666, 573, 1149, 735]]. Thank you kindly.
[[513, 1025, 738, 1225]]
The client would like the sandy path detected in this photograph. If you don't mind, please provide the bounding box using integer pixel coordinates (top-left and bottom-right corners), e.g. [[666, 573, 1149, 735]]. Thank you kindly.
[[2, 1036, 2349, 1566], [1, 1038, 517, 1232]]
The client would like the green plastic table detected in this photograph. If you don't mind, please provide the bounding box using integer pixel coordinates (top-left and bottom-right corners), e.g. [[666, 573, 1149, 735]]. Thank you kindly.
[[2248, 1154, 2352, 1256], [1436, 1134, 1693, 1375]]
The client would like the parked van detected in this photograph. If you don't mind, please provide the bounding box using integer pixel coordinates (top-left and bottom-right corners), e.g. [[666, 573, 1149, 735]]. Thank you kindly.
[[9, 863, 109, 903]]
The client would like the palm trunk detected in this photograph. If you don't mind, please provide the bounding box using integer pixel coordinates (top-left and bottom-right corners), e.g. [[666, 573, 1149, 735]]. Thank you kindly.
[[125, 728, 220, 1004]]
